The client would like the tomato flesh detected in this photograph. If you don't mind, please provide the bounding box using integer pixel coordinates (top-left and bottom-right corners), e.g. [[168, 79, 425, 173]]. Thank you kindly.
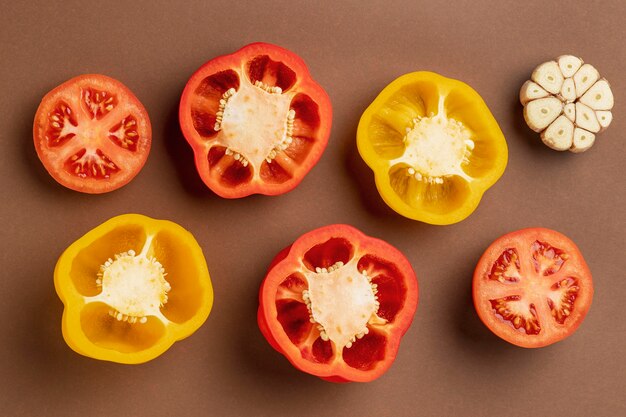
[[33, 74, 151, 193], [179, 43, 332, 198], [258, 225, 418, 382], [473, 228, 593, 348], [63, 148, 120, 179]]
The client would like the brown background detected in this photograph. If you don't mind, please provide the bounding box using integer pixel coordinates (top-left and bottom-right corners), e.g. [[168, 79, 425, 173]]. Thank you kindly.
[[1, 1, 625, 416]]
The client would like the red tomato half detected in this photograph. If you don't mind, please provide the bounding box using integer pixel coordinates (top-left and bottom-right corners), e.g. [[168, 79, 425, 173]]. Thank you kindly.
[[33, 74, 152, 193], [473, 228, 593, 348], [179, 43, 332, 198], [258, 225, 418, 382]]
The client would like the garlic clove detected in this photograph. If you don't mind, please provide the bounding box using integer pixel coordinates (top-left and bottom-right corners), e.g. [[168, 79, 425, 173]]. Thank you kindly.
[[570, 128, 595, 153], [520, 80, 549, 105], [579, 79, 614, 110], [596, 110, 612, 131], [524, 97, 563, 132], [557, 55, 583, 78], [559, 78, 576, 103], [541, 115, 574, 151], [575, 102, 601, 133], [564, 103, 576, 122], [573, 64, 599, 97], [532, 61, 564, 94]]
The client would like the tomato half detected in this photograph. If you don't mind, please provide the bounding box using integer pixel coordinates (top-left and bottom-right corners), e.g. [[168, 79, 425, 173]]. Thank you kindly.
[[179, 43, 332, 198], [258, 225, 418, 382], [473, 228, 593, 348], [33, 74, 152, 193]]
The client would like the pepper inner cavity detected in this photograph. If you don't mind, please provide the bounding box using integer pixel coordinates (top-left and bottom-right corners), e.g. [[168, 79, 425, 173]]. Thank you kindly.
[[302, 261, 380, 349], [95, 250, 170, 324], [214, 79, 294, 170]]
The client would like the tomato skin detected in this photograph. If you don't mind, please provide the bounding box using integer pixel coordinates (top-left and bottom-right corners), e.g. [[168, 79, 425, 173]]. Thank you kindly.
[[179, 43, 332, 198], [257, 225, 418, 382], [473, 228, 593, 348], [33, 74, 152, 194]]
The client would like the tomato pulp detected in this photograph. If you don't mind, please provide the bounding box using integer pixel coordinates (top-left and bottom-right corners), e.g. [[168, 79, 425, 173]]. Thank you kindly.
[[179, 43, 332, 198], [33, 74, 151, 193], [258, 225, 418, 382], [473, 228, 593, 348]]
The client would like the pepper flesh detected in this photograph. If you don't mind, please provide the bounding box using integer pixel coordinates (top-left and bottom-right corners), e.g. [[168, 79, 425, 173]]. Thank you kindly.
[[54, 214, 213, 364], [357, 71, 508, 225]]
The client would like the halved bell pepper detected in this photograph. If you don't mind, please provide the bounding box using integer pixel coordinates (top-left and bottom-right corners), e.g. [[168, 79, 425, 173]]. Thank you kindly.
[[54, 214, 213, 364], [257, 224, 418, 382], [357, 72, 508, 225]]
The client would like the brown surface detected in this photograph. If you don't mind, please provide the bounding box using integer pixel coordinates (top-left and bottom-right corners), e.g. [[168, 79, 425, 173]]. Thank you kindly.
[[1, 1, 625, 416]]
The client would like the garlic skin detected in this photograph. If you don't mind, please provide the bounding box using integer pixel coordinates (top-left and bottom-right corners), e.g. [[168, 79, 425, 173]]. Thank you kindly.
[[520, 55, 614, 153]]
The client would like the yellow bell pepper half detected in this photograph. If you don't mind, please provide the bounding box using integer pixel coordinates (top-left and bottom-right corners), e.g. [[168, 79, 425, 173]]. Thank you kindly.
[[357, 72, 508, 225], [54, 214, 213, 364]]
